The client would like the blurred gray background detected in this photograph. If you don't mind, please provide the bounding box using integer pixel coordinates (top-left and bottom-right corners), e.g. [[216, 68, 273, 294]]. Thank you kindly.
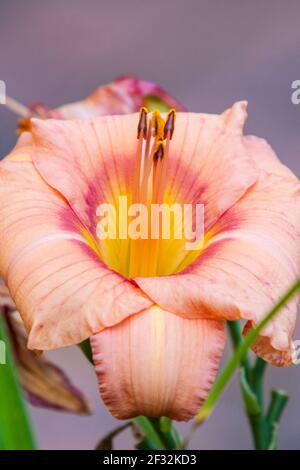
[[0, 0, 299, 449]]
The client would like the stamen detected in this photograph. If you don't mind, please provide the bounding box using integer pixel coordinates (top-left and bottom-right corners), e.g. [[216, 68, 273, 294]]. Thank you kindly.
[[140, 110, 164, 203], [128, 107, 177, 277], [152, 110, 165, 139], [153, 139, 164, 162], [156, 109, 176, 204], [164, 109, 176, 139], [137, 107, 148, 139], [135, 108, 175, 200]]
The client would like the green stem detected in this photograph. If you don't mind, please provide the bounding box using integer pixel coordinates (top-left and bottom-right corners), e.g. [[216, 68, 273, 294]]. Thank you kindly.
[[248, 414, 268, 450], [267, 389, 289, 425], [134, 416, 166, 450], [252, 357, 267, 407], [227, 321, 251, 380], [153, 417, 182, 449], [265, 389, 289, 449]]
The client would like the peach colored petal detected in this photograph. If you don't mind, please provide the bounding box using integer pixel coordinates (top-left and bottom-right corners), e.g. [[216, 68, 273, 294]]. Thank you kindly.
[[0, 277, 15, 310], [0, 141, 152, 350], [91, 306, 225, 421], [136, 137, 300, 363], [55, 77, 185, 119], [31, 115, 139, 235], [242, 321, 293, 367]]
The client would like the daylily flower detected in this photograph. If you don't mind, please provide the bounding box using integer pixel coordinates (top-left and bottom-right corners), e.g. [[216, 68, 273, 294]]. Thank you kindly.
[[0, 99, 299, 421]]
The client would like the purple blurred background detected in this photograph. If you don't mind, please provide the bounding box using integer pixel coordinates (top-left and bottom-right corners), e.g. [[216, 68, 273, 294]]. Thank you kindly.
[[0, 0, 299, 449]]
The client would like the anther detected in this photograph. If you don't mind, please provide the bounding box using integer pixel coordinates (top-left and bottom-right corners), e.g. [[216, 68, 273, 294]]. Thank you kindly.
[[152, 110, 165, 139], [153, 139, 165, 161], [164, 109, 176, 139], [137, 107, 148, 139]]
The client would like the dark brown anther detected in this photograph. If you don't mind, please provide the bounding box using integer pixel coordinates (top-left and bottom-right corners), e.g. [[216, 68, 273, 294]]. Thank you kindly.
[[164, 109, 176, 139], [153, 139, 164, 161], [137, 107, 148, 139]]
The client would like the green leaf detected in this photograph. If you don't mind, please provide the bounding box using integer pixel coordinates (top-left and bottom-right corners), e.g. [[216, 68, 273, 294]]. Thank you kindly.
[[0, 312, 36, 449], [240, 367, 261, 415], [195, 276, 300, 424]]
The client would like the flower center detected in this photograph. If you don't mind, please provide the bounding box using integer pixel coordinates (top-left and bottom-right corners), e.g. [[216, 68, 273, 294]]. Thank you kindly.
[[94, 109, 204, 279]]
